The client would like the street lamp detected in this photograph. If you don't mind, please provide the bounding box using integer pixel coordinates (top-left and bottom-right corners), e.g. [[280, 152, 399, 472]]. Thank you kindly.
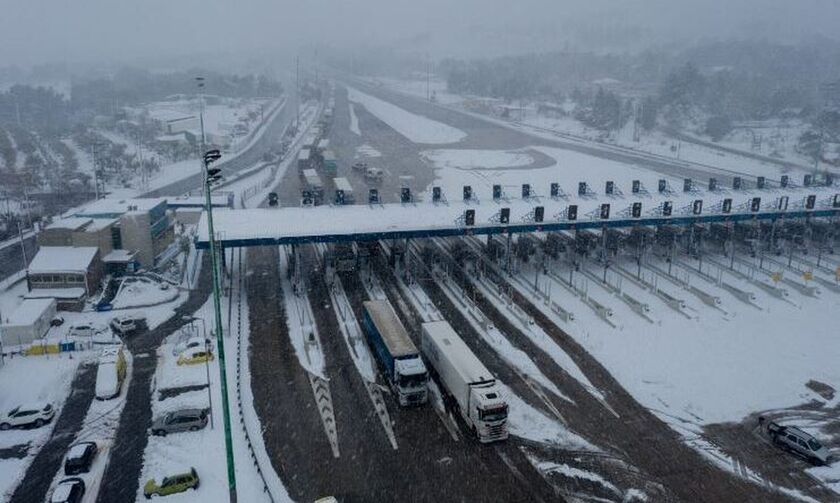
[[203, 148, 237, 502]]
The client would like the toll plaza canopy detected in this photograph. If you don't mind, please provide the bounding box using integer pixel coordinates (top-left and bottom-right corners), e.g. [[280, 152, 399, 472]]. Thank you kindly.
[[195, 186, 840, 249]]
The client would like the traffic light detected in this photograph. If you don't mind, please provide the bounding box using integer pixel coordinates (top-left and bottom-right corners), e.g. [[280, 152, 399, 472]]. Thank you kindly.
[[432, 186, 441, 202], [722, 198, 732, 214], [567, 205, 578, 221], [465, 209, 475, 226], [500, 208, 510, 224], [632, 202, 642, 218], [600, 203, 610, 219], [662, 201, 673, 216], [493, 184, 502, 200], [750, 197, 761, 212], [692, 199, 703, 215], [534, 206, 544, 223], [521, 184, 531, 199], [806, 194, 816, 210], [632, 180, 640, 194], [578, 182, 587, 196], [550, 183, 559, 198], [605, 180, 614, 195]]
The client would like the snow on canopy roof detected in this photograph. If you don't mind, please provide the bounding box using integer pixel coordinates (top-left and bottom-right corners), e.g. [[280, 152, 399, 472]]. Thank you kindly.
[[25, 288, 86, 300], [29, 246, 98, 274], [3, 298, 54, 326], [66, 442, 94, 460], [103, 249, 136, 263]]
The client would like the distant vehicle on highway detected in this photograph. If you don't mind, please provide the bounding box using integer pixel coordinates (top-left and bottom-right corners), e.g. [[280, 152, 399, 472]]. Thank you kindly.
[[50, 316, 65, 327], [50, 477, 85, 503], [763, 418, 831, 465], [352, 161, 368, 172], [268, 192, 279, 207], [365, 166, 384, 182], [64, 442, 98, 475], [0, 402, 55, 430], [151, 408, 209, 436], [144, 467, 200, 499]]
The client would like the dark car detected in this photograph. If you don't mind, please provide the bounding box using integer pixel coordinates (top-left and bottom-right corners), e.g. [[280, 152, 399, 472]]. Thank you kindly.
[[64, 442, 97, 475], [50, 477, 85, 503], [268, 192, 279, 207]]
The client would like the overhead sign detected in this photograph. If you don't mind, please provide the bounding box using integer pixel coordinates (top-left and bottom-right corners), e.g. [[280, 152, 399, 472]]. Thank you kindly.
[[550, 183, 559, 198], [605, 180, 614, 195], [534, 206, 544, 223], [750, 197, 761, 212], [493, 184, 502, 200], [632, 180, 640, 194], [432, 186, 442, 202], [578, 182, 587, 196]]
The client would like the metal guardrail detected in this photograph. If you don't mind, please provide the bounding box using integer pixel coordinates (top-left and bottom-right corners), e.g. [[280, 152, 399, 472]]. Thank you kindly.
[[232, 248, 277, 502]]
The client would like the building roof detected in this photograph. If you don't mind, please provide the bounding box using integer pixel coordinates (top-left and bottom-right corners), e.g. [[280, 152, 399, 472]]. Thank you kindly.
[[46, 217, 93, 231], [73, 198, 166, 218], [103, 249, 136, 263], [29, 247, 99, 274], [25, 288, 86, 300], [3, 298, 55, 326]]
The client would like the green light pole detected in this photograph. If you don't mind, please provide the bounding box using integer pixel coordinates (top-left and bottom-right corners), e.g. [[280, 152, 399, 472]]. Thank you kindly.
[[203, 148, 237, 502]]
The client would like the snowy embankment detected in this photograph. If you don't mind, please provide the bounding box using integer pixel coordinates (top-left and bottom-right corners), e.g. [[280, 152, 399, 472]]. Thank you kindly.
[[347, 86, 466, 144]]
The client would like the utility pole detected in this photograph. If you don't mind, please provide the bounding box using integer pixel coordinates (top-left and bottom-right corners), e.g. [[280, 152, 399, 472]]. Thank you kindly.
[[296, 56, 300, 129], [202, 148, 237, 503], [91, 143, 99, 200]]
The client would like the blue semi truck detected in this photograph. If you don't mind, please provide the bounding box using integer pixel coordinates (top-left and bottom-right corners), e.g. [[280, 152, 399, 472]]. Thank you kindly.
[[362, 300, 429, 406]]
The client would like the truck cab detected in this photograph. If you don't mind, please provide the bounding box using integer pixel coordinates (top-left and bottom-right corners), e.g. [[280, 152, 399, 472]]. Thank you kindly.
[[470, 383, 509, 442], [394, 358, 429, 406]]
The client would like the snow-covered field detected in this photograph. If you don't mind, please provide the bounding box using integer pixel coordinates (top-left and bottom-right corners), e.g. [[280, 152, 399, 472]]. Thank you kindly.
[[418, 145, 680, 200], [347, 87, 466, 145]]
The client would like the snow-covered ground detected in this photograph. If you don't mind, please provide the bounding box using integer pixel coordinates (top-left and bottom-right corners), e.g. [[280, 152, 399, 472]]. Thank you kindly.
[[0, 354, 89, 500], [418, 144, 680, 200], [347, 86, 466, 145], [111, 277, 179, 309]]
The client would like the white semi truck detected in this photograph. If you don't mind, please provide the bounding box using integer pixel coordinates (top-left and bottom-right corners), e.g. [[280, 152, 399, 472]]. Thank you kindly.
[[421, 321, 509, 443]]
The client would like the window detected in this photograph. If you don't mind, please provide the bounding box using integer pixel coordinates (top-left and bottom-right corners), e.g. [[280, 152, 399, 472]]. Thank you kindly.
[[808, 438, 822, 451]]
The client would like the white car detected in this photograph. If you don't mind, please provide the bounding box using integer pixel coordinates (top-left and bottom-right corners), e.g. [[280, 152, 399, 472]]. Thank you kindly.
[[68, 323, 96, 338], [110, 315, 140, 335], [0, 402, 56, 430]]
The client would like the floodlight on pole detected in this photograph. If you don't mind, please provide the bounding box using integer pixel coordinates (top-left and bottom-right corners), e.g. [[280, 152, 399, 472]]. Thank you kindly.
[[201, 147, 237, 503]]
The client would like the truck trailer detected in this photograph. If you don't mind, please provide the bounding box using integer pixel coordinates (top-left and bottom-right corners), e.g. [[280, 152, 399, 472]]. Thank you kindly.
[[421, 321, 508, 443], [362, 300, 429, 406]]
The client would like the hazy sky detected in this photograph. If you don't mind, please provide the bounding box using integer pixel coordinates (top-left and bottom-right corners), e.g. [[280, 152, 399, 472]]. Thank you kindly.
[[2, 0, 839, 68]]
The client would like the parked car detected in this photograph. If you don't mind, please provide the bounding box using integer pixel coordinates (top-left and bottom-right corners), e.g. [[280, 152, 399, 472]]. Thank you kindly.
[[64, 442, 98, 475], [177, 347, 214, 366], [110, 314, 146, 335], [0, 402, 55, 429], [151, 408, 209, 436], [50, 316, 65, 327], [95, 346, 127, 400], [50, 477, 85, 503], [172, 336, 211, 357], [143, 467, 200, 499], [68, 323, 96, 338], [766, 419, 831, 465]]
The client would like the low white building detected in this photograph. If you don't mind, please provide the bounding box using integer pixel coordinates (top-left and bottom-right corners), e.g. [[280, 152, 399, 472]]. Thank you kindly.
[[1, 298, 57, 347]]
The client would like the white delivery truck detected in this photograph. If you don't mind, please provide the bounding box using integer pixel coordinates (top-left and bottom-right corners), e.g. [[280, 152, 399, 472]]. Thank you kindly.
[[421, 321, 508, 442]]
